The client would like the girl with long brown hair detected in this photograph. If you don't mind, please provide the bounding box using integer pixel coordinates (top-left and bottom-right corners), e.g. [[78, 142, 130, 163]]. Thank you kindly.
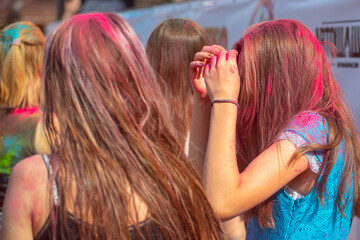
[[189, 19, 360, 239], [0, 13, 221, 240], [146, 18, 210, 154], [147, 18, 245, 240]]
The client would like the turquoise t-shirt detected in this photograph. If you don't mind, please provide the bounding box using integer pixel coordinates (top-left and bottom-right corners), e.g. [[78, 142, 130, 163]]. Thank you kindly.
[[246, 111, 353, 240]]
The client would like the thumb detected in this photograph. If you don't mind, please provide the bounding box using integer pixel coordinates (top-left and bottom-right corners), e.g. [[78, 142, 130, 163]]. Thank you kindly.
[[226, 50, 238, 61]]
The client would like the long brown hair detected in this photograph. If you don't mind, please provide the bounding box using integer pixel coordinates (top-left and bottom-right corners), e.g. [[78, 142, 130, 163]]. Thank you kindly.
[[146, 18, 210, 149], [43, 13, 220, 239], [0, 21, 44, 109], [233, 19, 360, 228]]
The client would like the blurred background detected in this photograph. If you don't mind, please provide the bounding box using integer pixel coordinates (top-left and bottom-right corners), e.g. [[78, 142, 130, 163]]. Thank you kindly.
[[0, 0, 189, 30]]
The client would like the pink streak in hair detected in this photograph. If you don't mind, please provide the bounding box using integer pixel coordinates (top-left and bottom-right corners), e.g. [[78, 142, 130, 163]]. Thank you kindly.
[[311, 60, 323, 105], [267, 75, 273, 97], [12, 107, 39, 115], [184, 21, 190, 29]]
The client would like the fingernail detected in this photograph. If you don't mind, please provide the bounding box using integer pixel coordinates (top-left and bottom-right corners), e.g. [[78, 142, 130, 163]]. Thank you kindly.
[[199, 62, 205, 66], [215, 49, 220, 53]]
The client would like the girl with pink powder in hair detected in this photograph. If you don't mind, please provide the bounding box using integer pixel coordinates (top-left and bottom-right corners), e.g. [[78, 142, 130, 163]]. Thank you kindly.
[[189, 19, 360, 239], [0, 13, 221, 240]]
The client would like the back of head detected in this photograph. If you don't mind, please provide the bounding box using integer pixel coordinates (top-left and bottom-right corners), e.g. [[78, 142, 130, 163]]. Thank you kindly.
[[233, 19, 341, 163], [44, 13, 220, 239], [146, 18, 210, 147], [234, 19, 360, 227], [0, 21, 45, 109]]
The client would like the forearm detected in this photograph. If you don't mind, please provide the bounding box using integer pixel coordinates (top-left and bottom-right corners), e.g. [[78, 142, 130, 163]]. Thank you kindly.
[[221, 215, 246, 240], [204, 103, 240, 218], [205, 110, 310, 219], [188, 97, 211, 178]]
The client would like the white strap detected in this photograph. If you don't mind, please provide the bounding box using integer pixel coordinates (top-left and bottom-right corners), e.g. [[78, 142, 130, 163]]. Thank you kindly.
[[284, 185, 305, 200], [42, 155, 59, 206]]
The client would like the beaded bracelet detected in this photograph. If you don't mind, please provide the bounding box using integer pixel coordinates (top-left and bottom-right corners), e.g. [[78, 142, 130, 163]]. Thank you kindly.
[[210, 99, 240, 109]]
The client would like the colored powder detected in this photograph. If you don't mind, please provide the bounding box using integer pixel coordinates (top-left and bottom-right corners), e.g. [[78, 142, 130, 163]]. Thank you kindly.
[[0, 136, 24, 174]]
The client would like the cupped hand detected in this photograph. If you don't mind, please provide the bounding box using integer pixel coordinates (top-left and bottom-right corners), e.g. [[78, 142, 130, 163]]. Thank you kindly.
[[203, 50, 240, 102], [189, 45, 226, 102]]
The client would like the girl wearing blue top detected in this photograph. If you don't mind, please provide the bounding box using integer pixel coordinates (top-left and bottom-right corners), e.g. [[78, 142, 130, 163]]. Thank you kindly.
[[189, 19, 360, 239]]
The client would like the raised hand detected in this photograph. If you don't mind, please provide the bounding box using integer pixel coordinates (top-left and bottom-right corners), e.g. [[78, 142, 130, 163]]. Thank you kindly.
[[203, 50, 240, 102], [189, 45, 226, 101]]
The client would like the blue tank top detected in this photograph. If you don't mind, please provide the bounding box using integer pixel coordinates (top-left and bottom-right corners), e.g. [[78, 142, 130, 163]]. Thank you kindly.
[[246, 112, 353, 240]]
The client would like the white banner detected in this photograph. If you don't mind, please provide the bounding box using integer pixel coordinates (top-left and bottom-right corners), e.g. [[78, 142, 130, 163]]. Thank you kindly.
[[121, 0, 360, 125], [120, 0, 360, 239]]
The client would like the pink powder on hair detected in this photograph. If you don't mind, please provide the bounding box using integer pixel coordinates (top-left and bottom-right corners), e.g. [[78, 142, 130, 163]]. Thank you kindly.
[[184, 22, 190, 29], [310, 60, 323, 104], [12, 107, 39, 115], [98, 14, 115, 37], [266, 75, 273, 97]]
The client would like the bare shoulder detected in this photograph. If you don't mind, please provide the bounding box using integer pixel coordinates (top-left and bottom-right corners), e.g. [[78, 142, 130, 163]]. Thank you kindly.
[[0, 155, 49, 240], [6, 154, 49, 206], [10, 154, 48, 186]]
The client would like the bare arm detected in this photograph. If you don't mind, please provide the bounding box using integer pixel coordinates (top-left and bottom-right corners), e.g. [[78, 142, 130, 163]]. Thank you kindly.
[[221, 215, 246, 240], [0, 155, 49, 240], [203, 50, 309, 220], [189, 98, 211, 177], [188, 45, 226, 178]]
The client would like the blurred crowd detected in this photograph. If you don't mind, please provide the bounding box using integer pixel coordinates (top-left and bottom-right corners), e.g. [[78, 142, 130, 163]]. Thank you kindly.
[[0, 0, 190, 29]]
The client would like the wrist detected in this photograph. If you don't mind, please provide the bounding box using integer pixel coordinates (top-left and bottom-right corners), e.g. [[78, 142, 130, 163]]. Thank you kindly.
[[211, 99, 239, 110], [193, 95, 210, 106]]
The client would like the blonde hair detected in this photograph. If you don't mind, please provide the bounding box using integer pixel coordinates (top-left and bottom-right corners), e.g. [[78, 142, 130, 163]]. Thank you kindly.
[[0, 21, 45, 109]]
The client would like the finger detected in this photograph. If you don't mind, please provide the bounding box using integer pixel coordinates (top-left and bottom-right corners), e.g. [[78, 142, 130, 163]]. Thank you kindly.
[[194, 51, 215, 61], [201, 45, 225, 55], [211, 44, 226, 52], [216, 50, 227, 66], [226, 49, 239, 61], [210, 55, 217, 70], [190, 61, 205, 69], [203, 63, 210, 78], [202, 45, 226, 53], [190, 61, 205, 74], [204, 58, 211, 65], [201, 59, 211, 78], [196, 67, 201, 79]]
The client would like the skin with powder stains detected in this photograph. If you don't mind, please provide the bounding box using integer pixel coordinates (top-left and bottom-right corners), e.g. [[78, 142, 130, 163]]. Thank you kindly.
[[0, 155, 51, 239], [189, 45, 226, 101]]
